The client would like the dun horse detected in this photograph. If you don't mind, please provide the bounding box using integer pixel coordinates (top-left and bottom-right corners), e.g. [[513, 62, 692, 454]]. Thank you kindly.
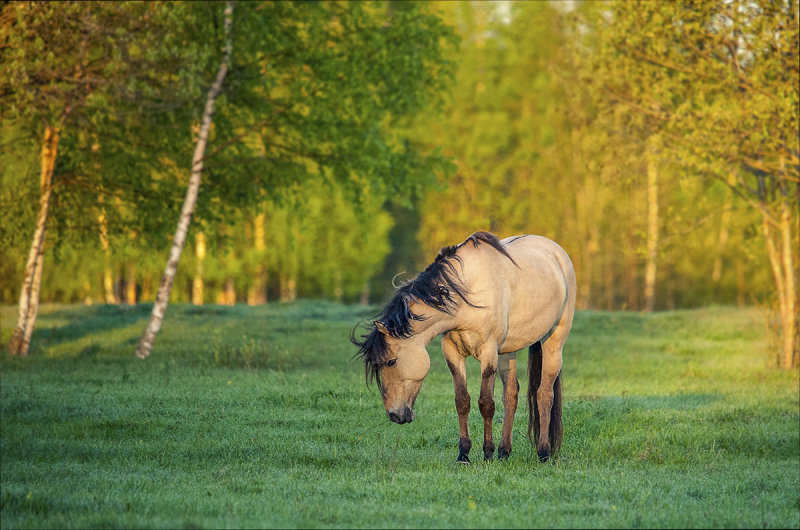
[[352, 232, 576, 463]]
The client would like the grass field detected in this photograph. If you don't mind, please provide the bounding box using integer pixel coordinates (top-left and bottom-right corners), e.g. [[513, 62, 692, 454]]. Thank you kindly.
[[1, 302, 798, 528]]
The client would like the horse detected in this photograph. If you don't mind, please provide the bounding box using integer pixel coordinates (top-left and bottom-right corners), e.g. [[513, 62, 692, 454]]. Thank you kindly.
[[351, 231, 576, 463]]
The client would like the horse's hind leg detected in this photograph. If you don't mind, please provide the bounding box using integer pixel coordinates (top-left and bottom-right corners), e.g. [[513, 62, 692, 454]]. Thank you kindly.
[[534, 342, 562, 463], [477, 344, 499, 461], [529, 336, 569, 462], [443, 336, 471, 463], [497, 353, 518, 459]]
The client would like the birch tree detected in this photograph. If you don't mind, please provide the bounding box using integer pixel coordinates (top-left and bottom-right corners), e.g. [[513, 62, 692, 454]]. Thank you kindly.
[[1, 1, 198, 355], [135, 1, 234, 359], [134, 1, 456, 357], [643, 134, 661, 313], [7, 124, 61, 355]]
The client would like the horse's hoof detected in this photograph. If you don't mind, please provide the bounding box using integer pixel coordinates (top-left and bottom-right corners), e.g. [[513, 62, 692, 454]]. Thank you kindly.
[[456, 455, 471, 465], [498, 447, 510, 460], [537, 449, 550, 463]]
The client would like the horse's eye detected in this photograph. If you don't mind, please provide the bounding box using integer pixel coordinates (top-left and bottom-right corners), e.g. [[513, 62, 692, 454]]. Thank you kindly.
[[386, 359, 398, 367]]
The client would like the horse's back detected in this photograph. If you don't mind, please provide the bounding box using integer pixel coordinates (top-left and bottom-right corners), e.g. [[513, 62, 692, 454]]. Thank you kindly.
[[500, 234, 574, 289], [463, 234, 575, 352], [515, 233, 572, 274]]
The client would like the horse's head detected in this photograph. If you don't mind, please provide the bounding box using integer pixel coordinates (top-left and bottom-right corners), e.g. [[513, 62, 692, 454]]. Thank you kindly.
[[351, 320, 430, 424]]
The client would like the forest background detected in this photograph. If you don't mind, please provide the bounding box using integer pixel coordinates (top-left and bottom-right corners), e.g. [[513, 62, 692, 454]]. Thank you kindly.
[[1, 1, 798, 368]]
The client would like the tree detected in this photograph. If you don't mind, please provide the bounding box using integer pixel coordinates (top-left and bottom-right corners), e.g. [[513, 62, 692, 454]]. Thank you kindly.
[[407, 0, 777, 325], [582, 0, 799, 368], [1, 1, 202, 355], [135, 1, 235, 359], [134, 1, 456, 357]]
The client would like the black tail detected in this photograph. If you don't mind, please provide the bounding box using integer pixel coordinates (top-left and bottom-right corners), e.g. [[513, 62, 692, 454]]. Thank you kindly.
[[527, 341, 563, 454]]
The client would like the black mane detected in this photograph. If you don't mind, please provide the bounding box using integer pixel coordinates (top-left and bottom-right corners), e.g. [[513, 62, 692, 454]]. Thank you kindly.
[[350, 231, 517, 386]]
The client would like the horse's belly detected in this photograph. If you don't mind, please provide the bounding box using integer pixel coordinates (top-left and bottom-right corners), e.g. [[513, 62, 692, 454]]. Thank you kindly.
[[500, 328, 544, 353], [499, 335, 531, 353], [499, 302, 563, 353]]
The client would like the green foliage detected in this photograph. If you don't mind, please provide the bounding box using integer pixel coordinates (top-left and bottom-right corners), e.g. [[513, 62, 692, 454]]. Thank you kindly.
[[191, 182, 393, 304], [0, 0, 211, 301], [211, 1, 457, 205], [404, 0, 787, 311], [1, 303, 798, 527], [591, 0, 799, 185], [0, 1, 457, 306], [1, 0, 794, 316]]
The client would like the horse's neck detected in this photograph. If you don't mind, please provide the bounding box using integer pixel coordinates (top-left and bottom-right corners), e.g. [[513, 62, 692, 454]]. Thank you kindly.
[[410, 303, 457, 346]]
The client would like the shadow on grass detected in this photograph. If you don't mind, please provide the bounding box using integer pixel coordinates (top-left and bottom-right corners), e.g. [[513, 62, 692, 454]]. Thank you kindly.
[[29, 304, 152, 353], [572, 392, 723, 410]]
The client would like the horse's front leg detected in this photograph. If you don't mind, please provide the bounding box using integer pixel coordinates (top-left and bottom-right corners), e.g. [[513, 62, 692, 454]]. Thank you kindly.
[[443, 336, 471, 463], [478, 346, 499, 461], [498, 353, 519, 459]]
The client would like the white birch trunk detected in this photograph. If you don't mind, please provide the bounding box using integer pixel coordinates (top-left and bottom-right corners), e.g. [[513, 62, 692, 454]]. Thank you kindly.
[[8, 125, 59, 356], [760, 191, 799, 369], [711, 174, 734, 284], [97, 202, 119, 304], [777, 156, 798, 369], [779, 200, 797, 369], [222, 278, 236, 306], [20, 243, 46, 352], [135, 1, 234, 358], [247, 213, 267, 305], [125, 264, 137, 305], [643, 134, 660, 313], [192, 231, 206, 305]]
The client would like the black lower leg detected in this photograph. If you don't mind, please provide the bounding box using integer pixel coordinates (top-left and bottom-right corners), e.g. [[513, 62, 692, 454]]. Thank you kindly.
[[479, 364, 496, 461], [483, 440, 495, 461], [457, 437, 471, 463]]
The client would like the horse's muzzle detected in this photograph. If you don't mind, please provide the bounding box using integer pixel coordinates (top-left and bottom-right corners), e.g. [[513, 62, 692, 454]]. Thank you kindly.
[[388, 407, 414, 425]]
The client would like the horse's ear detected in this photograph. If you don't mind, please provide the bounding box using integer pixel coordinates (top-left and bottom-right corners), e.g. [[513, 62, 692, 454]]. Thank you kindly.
[[374, 321, 389, 335]]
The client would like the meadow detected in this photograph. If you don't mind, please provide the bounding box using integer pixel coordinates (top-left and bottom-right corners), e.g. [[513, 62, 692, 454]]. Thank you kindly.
[[1, 302, 798, 528]]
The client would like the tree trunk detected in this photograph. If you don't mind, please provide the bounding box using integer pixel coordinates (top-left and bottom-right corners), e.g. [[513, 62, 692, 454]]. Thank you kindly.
[[778, 187, 797, 369], [580, 223, 598, 310], [334, 270, 343, 303], [97, 202, 119, 304], [223, 278, 236, 305], [643, 135, 660, 313], [711, 173, 735, 287], [604, 242, 615, 310], [625, 190, 641, 311], [125, 264, 137, 305], [192, 231, 206, 305], [759, 176, 799, 370], [247, 213, 267, 305], [280, 275, 297, 303], [20, 242, 46, 353], [135, 1, 234, 359], [625, 251, 639, 311], [8, 125, 60, 356], [142, 276, 152, 302]]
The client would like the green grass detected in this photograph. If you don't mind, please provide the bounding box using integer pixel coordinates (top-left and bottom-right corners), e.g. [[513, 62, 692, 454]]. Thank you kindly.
[[1, 302, 798, 528]]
